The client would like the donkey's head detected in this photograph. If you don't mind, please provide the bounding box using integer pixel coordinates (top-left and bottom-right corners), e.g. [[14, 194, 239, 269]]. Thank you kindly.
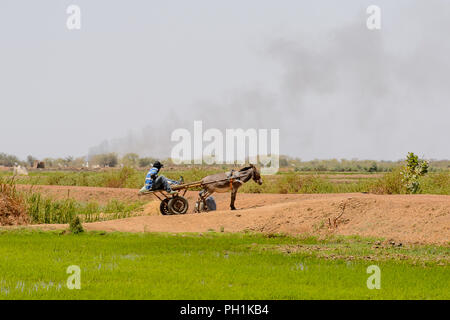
[[249, 164, 263, 185]]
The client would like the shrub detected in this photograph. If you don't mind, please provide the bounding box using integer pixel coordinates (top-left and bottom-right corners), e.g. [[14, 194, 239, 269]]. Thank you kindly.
[[26, 193, 77, 224], [420, 172, 450, 195], [299, 175, 334, 193], [45, 172, 67, 185], [401, 152, 429, 194], [276, 174, 332, 194], [369, 168, 405, 194], [0, 177, 29, 225], [368, 162, 378, 173], [103, 167, 136, 188], [69, 216, 84, 234], [26, 192, 144, 224]]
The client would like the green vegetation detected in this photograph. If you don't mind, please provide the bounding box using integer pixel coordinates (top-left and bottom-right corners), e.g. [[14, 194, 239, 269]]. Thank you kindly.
[[401, 152, 429, 194], [369, 167, 449, 195], [0, 167, 221, 189], [420, 171, 450, 195], [239, 174, 367, 194], [0, 230, 447, 299], [1, 152, 448, 195], [1, 176, 145, 224], [69, 216, 84, 234], [1, 166, 448, 195], [288, 157, 448, 172], [25, 193, 144, 224], [368, 168, 405, 194]]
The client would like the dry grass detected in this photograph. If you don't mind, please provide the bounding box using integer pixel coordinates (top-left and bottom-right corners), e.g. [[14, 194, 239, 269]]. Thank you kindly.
[[0, 177, 29, 225], [368, 168, 405, 194]]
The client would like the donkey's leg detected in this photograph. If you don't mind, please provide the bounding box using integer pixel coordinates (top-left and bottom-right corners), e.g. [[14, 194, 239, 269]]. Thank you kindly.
[[230, 187, 238, 210]]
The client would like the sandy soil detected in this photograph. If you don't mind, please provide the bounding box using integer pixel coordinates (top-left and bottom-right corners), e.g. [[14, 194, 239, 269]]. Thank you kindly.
[[13, 185, 450, 244]]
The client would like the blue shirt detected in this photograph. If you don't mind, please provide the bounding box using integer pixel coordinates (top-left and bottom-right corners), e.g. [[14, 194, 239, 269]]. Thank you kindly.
[[144, 167, 159, 190]]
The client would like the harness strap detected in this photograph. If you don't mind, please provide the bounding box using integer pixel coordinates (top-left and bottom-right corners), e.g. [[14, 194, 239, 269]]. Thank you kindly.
[[229, 178, 234, 190]]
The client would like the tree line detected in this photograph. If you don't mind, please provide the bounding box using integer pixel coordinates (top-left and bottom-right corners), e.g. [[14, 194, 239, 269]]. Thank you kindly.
[[1, 152, 448, 172]]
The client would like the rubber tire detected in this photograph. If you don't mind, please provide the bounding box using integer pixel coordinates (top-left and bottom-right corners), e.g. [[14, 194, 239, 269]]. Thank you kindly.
[[160, 199, 171, 215], [168, 196, 189, 214]]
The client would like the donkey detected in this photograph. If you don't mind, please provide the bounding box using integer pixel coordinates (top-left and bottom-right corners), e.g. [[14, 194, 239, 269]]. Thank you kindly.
[[197, 164, 263, 211]]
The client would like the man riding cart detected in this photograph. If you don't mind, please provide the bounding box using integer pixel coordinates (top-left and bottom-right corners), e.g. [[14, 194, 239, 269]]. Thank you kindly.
[[138, 162, 261, 215], [138, 161, 183, 195]]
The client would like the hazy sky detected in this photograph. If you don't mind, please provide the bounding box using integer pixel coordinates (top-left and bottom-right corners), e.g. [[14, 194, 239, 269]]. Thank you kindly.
[[0, 0, 449, 161]]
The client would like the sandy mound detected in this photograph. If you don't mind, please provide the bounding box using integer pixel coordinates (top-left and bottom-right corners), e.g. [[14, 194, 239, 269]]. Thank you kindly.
[[74, 194, 449, 244]]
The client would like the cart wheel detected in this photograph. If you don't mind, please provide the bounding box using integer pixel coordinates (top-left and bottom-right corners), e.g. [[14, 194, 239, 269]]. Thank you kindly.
[[160, 199, 171, 215], [168, 196, 189, 214]]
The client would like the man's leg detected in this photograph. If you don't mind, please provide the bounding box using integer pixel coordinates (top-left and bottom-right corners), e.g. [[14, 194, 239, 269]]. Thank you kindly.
[[153, 176, 176, 193], [152, 176, 164, 190], [168, 176, 184, 185]]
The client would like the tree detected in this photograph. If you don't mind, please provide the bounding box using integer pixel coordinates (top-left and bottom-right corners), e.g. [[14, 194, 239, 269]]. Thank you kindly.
[[279, 158, 289, 167], [121, 153, 140, 167], [138, 157, 156, 168], [368, 162, 378, 172], [0, 153, 21, 167], [42, 158, 55, 168], [26, 155, 36, 167], [63, 156, 74, 167], [91, 153, 118, 167]]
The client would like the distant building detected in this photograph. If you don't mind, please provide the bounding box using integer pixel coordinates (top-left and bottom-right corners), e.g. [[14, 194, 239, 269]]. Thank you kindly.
[[32, 160, 45, 169]]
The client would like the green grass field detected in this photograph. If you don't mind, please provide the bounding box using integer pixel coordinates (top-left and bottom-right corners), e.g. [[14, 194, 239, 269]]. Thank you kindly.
[[0, 230, 448, 300]]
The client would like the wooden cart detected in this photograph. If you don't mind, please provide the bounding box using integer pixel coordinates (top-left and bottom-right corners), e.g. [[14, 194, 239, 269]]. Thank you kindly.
[[138, 178, 230, 215], [138, 181, 203, 215]]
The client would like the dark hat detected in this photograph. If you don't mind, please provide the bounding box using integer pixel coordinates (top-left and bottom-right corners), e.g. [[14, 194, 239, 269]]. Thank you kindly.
[[153, 161, 163, 168]]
